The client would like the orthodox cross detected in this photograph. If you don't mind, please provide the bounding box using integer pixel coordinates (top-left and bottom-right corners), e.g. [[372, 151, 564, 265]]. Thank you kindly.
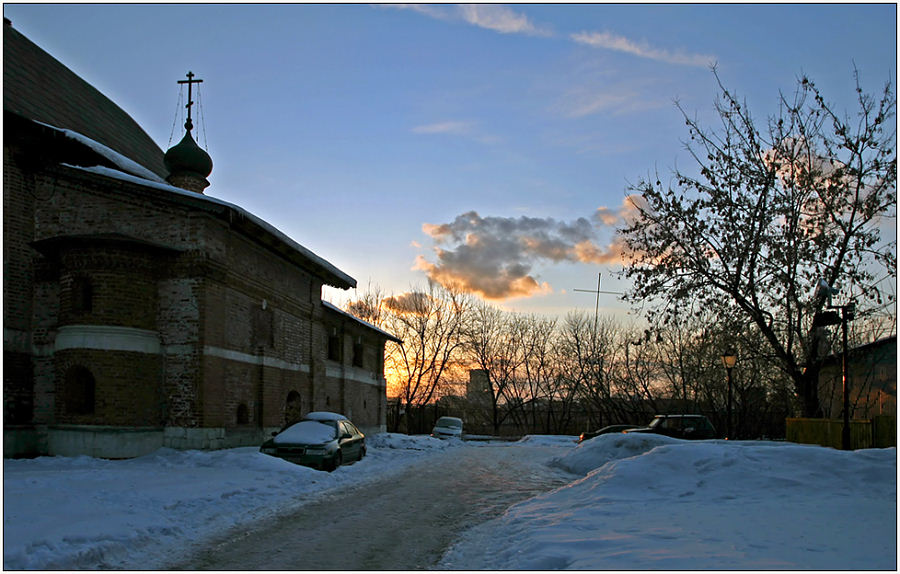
[[574, 272, 623, 334], [177, 71, 203, 132]]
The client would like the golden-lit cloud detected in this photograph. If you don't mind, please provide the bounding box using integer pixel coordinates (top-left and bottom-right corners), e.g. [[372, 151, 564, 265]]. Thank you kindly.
[[382, 291, 434, 314], [415, 205, 636, 300]]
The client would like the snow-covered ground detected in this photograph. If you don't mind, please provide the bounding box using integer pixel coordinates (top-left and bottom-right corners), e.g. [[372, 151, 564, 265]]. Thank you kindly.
[[442, 434, 897, 570], [3, 433, 896, 570]]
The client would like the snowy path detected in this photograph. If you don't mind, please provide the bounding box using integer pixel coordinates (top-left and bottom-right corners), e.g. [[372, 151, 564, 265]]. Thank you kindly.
[[169, 442, 576, 570]]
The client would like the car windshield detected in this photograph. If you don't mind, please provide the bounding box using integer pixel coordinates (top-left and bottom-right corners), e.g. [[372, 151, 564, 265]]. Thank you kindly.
[[648, 417, 664, 429], [273, 420, 336, 445], [437, 418, 462, 428]]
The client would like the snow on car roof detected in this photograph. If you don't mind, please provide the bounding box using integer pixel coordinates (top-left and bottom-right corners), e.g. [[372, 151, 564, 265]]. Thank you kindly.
[[304, 411, 348, 422], [273, 420, 337, 445]]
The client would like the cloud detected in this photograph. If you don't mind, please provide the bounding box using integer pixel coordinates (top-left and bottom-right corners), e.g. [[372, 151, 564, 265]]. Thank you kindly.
[[556, 84, 665, 119], [382, 291, 434, 314], [458, 4, 550, 36], [411, 121, 475, 135], [390, 4, 551, 37], [571, 31, 715, 67], [416, 205, 633, 300], [411, 120, 502, 145]]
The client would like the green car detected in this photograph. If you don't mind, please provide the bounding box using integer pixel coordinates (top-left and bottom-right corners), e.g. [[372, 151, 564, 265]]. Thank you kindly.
[[260, 411, 366, 471]]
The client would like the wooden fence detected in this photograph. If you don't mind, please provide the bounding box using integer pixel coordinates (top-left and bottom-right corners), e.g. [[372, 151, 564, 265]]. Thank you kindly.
[[786, 416, 896, 450]]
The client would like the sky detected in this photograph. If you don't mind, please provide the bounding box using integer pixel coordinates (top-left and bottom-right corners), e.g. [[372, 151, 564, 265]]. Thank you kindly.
[[3, 433, 895, 569], [4, 3, 897, 320]]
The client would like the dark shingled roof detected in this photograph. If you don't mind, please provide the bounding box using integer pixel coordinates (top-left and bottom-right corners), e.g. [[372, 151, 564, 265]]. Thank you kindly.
[[3, 18, 168, 179]]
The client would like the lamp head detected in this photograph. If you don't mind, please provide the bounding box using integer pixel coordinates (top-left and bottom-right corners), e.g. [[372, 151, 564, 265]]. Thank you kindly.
[[721, 352, 737, 370]]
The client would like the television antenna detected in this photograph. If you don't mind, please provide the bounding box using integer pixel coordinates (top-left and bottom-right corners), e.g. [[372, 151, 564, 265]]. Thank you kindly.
[[573, 272, 623, 332]]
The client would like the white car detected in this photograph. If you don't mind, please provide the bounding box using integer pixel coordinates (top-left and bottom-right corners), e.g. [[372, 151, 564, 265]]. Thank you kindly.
[[431, 416, 463, 439]]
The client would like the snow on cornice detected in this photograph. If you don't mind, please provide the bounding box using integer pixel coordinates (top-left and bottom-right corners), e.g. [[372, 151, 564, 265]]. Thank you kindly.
[[321, 301, 402, 343], [62, 162, 356, 289], [35, 120, 167, 184]]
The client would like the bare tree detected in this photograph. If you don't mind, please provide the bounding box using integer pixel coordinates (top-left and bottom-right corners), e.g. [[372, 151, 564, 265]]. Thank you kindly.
[[377, 281, 471, 433], [518, 314, 558, 433], [614, 324, 665, 420], [461, 301, 526, 434], [621, 70, 896, 417]]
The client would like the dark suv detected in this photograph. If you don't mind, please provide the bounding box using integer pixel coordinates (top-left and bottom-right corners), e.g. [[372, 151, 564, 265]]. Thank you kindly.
[[625, 414, 717, 440]]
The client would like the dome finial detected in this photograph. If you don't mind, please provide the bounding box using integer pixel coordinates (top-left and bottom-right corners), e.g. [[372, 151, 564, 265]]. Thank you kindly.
[[165, 71, 212, 194], [178, 71, 201, 133]]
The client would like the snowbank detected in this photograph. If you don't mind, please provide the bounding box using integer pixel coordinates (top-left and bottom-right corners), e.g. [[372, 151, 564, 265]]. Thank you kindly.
[[439, 434, 897, 570], [2, 434, 453, 570]]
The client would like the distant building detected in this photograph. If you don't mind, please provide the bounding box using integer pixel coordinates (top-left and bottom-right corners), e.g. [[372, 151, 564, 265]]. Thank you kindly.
[[3, 19, 399, 458], [818, 336, 897, 419], [467, 369, 491, 401]]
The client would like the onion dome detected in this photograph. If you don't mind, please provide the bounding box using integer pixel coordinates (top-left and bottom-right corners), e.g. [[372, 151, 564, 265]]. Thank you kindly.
[[164, 71, 212, 194], [165, 131, 212, 179]]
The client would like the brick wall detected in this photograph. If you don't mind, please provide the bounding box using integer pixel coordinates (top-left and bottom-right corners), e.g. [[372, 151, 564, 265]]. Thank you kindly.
[[54, 348, 163, 426], [4, 146, 37, 427], [5, 155, 389, 456]]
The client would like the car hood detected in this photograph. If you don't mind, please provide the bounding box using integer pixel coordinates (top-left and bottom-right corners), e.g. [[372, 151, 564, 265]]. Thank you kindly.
[[273, 421, 336, 445]]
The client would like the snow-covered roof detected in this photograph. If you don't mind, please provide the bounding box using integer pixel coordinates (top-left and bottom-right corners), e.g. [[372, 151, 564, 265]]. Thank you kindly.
[[65, 161, 356, 289], [45, 121, 167, 184], [40, 116, 356, 289], [4, 21, 168, 178], [322, 301, 402, 343]]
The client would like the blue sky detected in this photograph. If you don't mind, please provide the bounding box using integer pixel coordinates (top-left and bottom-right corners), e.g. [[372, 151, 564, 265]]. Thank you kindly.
[[4, 3, 896, 319]]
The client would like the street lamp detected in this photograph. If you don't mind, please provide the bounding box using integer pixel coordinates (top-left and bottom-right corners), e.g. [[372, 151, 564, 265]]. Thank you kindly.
[[813, 279, 856, 450], [721, 351, 737, 439]]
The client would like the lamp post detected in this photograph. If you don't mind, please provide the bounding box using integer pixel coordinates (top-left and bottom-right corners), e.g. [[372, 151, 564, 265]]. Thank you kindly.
[[813, 279, 856, 450], [721, 351, 737, 439], [839, 302, 855, 450], [812, 298, 856, 450]]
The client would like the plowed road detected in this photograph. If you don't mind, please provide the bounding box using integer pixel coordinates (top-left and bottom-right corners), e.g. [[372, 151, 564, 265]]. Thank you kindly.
[[172, 442, 575, 570]]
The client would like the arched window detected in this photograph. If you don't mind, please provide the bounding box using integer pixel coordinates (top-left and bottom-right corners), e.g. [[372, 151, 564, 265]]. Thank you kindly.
[[64, 365, 95, 415], [236, 403, 250, 425]]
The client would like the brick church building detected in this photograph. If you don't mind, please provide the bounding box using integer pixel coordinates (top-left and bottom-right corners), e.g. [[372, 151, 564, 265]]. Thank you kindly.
[[4, 19, 399, 458]]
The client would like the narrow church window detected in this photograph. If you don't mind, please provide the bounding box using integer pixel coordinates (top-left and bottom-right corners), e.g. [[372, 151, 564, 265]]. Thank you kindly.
[[252, 305, 274, 349], [64, 365, 95, 415], [71, 277, 93, 313], [236, 403, 250, 425], [352, 342, 364, 368], [327, 333, 342, 362]]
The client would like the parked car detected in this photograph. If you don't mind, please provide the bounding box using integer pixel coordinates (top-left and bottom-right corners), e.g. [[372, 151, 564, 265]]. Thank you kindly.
[[431, 416, 463, 439], [578, 424, 641, 443], [260, 411, 366, 471], [625, 414, 717, 440]]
